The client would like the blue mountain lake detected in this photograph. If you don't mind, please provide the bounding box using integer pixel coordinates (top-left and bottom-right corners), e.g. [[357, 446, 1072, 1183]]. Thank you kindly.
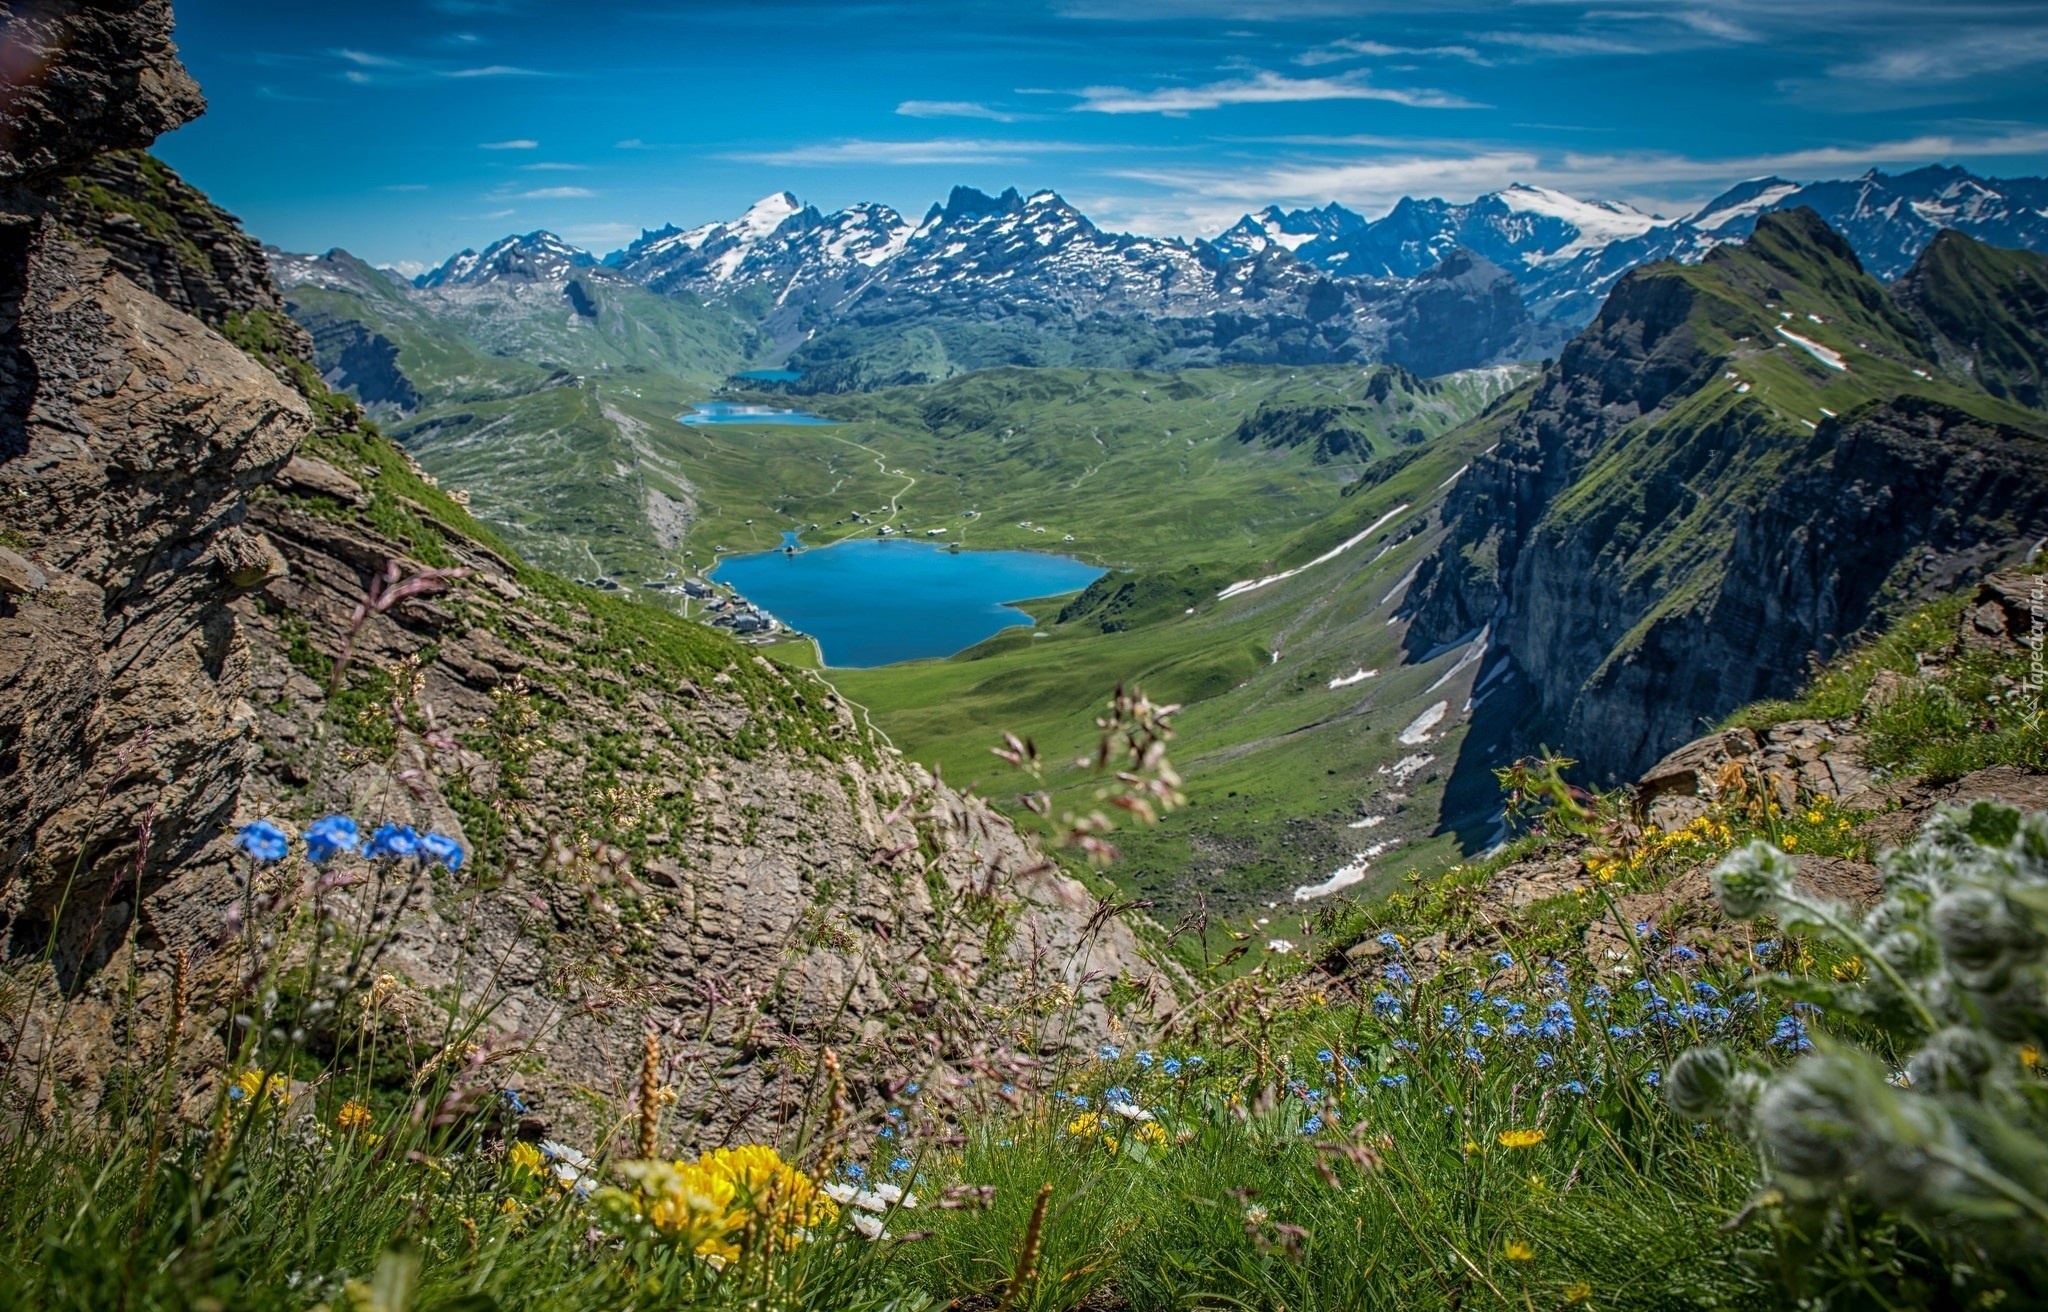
[[680, 401, 836, 425], [711, 538, 1104, 667], [734, 368, 803, 383]]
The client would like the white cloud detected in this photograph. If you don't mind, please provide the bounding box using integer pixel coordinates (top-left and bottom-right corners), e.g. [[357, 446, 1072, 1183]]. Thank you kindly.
[[896, 99, 1031, 122], [1297, 38, 1487, 67], [1074, 70, 1479, 114], [481, 138, 539, 150], [518, 186, 596, 199], [1828, 27, 2048, 81], [447, 64, 546, 78], [380, 259, 430, 278], [559, 221, 643, 248], [520, 162, 587, 170], [722, 138, 1095, 166]]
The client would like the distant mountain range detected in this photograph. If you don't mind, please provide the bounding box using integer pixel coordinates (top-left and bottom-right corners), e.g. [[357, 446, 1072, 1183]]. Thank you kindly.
[[411, 164, 2048, 337], [1211, 166, 2048, 323]]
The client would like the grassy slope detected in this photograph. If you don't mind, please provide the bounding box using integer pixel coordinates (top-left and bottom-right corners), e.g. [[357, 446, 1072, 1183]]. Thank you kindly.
[[834, 395, 1533, 925]]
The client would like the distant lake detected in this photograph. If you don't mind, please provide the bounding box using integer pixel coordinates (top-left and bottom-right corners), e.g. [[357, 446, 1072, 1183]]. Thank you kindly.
[[680, 401, 836, 426], [734, 368, 803, 383], [712, 538, 1103, 667]]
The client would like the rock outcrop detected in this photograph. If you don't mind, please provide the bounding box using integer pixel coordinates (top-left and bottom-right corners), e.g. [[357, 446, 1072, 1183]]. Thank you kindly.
[[1, 0, 307, 985]]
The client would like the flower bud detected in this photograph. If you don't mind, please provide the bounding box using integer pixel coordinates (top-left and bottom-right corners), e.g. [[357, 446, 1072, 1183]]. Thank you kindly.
[[1666, 1045, 1739, 1119], [1906, 1027, 1994, 1096], [1712, 842, 1795, 919]]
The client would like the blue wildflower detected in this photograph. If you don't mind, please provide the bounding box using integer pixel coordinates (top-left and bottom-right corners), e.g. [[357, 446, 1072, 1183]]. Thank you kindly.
[[1377, 1074, 1410, 1089], [878, 1126, 895, 1139], [1052, 1090, 1071, 1103], [904, 1082, 921, 1095], [1691, 981, 1721, 999], [1135, 1051, 1154, 1069], [1753, 940, 1779, 960], [1301, 1115, 1323, 1135], [1104, 1086, 1133, 1105], [1381, 962, 1412, 985], [1316, 1049, 1335, 1065], [419, 831, 465, 871], [842, 1162, 866, 1181], [1631, 979, 1653, 993], [1372, 991, 1403, 1018], [1071, 1096, 1090, 1109], [1375, 932, 1402, 951], [1463, 1047, 1484, 1065], [1770, 1015, 1812, 1053], [1641, 1070, 1661, 1089], [1668, 944, 1700, 963], [1583, 986, 1612, 1014], [1467, 988, 1487, 1004], [498, 1089, 529, 1114], [1392, 1039, 1418, 1053], [1491, 951, 1515, 969], [1535, 1051, 1555, 1070], [304, 815, 360, 864], [362, 823, 420, 860], [1560, 1080, 1589, 1095], [1341, 1055, 1361, 1070], [1607, 1025, 1641, 1040], [890, 1156, 912, 1174], [1097, 1044, 1121, 1062], [1441, 1004, 1462, 1025], [1186, 1056, 1206, 1069], [1469, 1020, 1493, 1039], [1504, 1023, 1530, 1040], [236, 820, 290, 864], [1161, 1059, 1183, 1077]]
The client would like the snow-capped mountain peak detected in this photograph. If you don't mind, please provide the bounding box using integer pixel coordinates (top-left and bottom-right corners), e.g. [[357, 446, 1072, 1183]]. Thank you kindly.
[[416, 230, 596, 289], [1685, 177, 1802, 233], [1494, 183, 1664, 246]]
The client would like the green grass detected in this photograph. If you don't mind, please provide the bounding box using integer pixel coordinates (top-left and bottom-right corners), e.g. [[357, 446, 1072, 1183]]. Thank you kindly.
[[1726, 565, 2048, 779]]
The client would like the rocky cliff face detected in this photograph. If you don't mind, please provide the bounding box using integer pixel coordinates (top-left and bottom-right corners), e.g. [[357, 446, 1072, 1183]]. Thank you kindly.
[[0, 0, 307, 985], [0, 0, 1163, 1136], [1404, 210, 2048, 793]]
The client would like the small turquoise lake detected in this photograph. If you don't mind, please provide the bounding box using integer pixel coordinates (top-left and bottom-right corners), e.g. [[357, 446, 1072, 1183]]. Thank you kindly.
[[711, 538, 1103, 667], [734, 368, 803, 383], [680, 401, 836, 426]]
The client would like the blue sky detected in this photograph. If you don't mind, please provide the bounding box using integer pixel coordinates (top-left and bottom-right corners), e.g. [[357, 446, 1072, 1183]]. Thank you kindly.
[[155, 0, 2048, 272]]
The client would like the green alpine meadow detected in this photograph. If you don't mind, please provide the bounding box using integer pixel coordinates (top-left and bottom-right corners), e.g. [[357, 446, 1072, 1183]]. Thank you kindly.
[[3, 2, 2048, 1309]]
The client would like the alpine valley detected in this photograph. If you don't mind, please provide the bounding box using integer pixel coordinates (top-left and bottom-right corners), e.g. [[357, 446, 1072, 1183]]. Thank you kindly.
[[8, 3, 2048, 1308], [261, 166, 2048, 920]]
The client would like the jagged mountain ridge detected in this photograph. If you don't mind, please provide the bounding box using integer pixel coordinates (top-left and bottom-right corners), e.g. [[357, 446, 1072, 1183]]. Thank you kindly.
[[1220, 167, 2048, 325], [346, 185, 1548, 393], [1396, 207, 2048, 817]]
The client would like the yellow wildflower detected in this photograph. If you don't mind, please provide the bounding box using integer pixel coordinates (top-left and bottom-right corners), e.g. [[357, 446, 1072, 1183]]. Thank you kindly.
[[1781, 834, 1798, 850], [335, 1100, 373, 1133], [230, 1069, 289, 1107], [507, 1141, 545, 1177], [1832, 957, 1864, 983], [2021, 1044, 2041, 1069], [612, 1146, 836, 1262], [1133, 1122, 1169, 1147], [1464, 1139, 1483, 1154], [1503, 1239, 1535, 1262], [1564, 1281, 1593, 1304], [1497, 1128, 1546, 1149], [1066, 1111, 1104, 1139]]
